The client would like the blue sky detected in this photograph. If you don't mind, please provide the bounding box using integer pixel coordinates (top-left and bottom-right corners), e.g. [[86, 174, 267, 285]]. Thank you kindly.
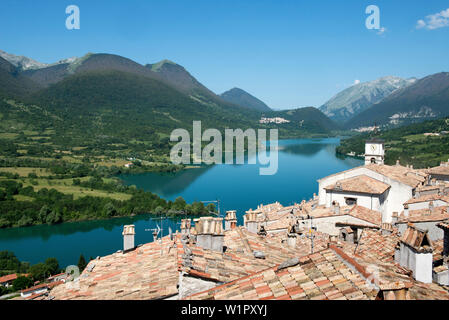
[[1, 0, 449, 109]]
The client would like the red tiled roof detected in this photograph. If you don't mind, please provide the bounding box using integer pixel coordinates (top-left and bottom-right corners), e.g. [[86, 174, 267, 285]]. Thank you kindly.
[[179, 227, 329, 284], [0, 273, 17, 283], [325, 175, 390, 195], [22, 282, 49, 294], [400, 224, 433, 253], [347, 206, 382, 226], [398, 206, 449, 223], [318, 164, 428, 188], [50, 236, 180, 300], [404, 194, 449, 205], [185, 248, 378, 300]]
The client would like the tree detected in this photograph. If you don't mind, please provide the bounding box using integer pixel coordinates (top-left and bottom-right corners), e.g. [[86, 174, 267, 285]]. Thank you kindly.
[[78, 254, 87, 272], [154, 206, 164, 215], [173, 196, 186, 211], [29, 263, 48, 281], [12, 276, 33, 291], [39, 205, 51, 224], [103, 202, 117, 218], [206, 203, 216, 213], [46, 210, 62, 225], [184, 204, 193, 215], [17, 215, 33, 227], [45, 258, 60, 275], [192, 201, 206, 215]]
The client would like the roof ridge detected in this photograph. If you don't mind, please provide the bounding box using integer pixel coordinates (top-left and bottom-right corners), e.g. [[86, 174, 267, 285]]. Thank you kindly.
[[236, 227, 253, 254]]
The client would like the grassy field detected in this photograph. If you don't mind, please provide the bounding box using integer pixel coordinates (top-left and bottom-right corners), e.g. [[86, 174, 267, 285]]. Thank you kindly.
[[0, 167, 50, 177], [0, 167, 132, 201], [17, 176, 132, 201]]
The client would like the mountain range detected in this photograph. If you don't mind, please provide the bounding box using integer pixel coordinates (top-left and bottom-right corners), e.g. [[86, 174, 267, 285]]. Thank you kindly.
[[220, 88, 272, 112], [348, 72, 449, 129], [0, 49, 341, 149], [319, 76, 416, 123], [2, 48, 447, 140]]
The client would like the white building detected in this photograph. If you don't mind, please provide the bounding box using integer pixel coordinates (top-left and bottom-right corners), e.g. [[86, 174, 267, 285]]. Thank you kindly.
[[318, 140, 428, 223], [365, 139, 385, 165]]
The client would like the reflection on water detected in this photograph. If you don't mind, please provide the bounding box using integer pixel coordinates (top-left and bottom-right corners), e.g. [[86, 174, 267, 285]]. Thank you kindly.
[[120, 165, 213, 196], [0, 138, 363, 267]]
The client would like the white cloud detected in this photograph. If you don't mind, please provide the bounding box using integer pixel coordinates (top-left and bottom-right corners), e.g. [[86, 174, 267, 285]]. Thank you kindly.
[[354, 80, 361, 85], [416, 8, 449, 30]]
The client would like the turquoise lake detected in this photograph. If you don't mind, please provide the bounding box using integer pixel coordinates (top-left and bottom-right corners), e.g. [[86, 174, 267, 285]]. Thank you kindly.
[[0, 138, 363, 268]]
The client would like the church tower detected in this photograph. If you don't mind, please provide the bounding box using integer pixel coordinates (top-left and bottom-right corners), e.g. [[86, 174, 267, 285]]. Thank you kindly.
[[365, 139, 385, 165]]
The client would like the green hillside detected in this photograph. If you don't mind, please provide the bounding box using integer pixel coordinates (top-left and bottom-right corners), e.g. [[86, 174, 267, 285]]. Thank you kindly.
[[266, 107, 342, 137], [337, 117, 449, 168], [220, 88, 272, 112], [0, 57, 42, 98]]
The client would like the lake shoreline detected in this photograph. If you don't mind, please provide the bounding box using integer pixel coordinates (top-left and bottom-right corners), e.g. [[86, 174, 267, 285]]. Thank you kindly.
[[0, 138, 363, 267]]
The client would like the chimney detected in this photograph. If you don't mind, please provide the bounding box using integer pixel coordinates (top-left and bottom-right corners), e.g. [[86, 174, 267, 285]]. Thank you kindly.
[[244, 211, 260, 233], [377, 285, 411, 300], [332, 201, 341, 215], [429, 201, 435, 212], [180, 219, 191, 235], [287, 233, 297, 248], [381, 223, 393, 236], [396, 160, 400, 166], [122, 225, 135, 252], [391, 212, 399, 225], [404, 204, 409, 217], [286, 225, 297, 248], [399, 224, 433, 283], [195, 217, 224, 252], [257, 225, 267, 237], [224, 210, 237, 230]]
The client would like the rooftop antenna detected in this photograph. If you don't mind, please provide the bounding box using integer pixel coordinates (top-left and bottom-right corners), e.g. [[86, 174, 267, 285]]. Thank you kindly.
[[306, 216, 317, 254], [145, 216, 169, 255]]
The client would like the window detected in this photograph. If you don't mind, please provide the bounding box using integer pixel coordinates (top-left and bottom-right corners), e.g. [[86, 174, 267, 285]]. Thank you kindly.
[[345, 197, 357, 206], [371, 157, 376, 164]]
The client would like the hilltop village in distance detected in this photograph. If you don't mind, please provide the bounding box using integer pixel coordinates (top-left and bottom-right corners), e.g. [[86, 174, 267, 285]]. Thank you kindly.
[[14, 139, 447, 300]]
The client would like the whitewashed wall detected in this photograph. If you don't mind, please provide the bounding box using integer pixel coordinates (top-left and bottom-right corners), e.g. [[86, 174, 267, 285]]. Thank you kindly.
[[318, 167, 414, 223]]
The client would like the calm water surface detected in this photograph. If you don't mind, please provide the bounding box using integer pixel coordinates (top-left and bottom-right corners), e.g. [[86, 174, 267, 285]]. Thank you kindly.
[[0, 138, 363, 267]]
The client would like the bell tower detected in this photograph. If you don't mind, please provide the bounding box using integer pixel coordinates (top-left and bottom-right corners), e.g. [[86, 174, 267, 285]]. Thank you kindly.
[[365, 139, 385, 165]]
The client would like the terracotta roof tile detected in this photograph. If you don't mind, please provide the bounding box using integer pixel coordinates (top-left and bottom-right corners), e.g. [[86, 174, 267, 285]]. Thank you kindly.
[[50, 236, 179, 300], [185, 248, 378, 300], [399, 206, 449, 223], [325, 175, 390, 195]]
